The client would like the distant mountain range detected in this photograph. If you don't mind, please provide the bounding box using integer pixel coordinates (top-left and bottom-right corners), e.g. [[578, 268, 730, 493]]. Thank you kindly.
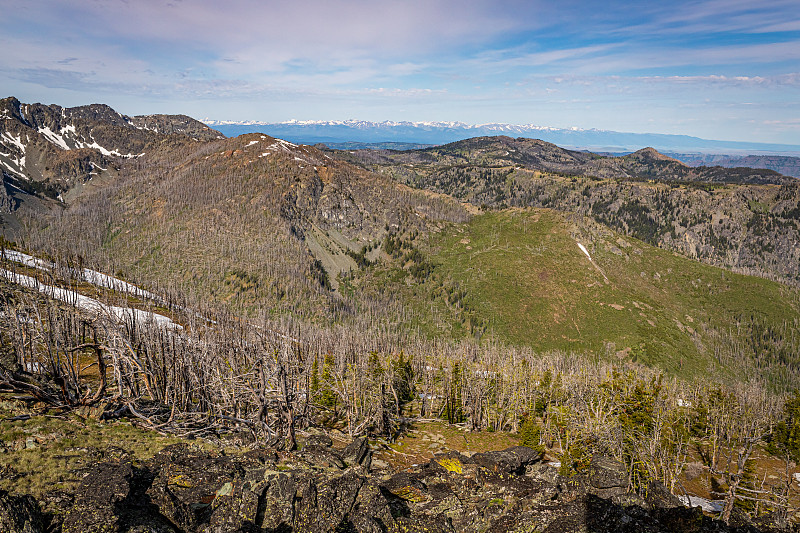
[[673, 153, 800, 179], [204, 119, 800, 157]]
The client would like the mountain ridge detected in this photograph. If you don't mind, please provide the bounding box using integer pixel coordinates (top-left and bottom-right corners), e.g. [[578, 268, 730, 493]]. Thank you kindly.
[[0, 96, 224, 218], [333, 135, 795, 185], [678, 153, 800, 179], [334, 136, 800, 286]]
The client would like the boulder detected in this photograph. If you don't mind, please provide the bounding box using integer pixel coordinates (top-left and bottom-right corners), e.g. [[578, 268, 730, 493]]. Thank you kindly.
[[642, 480, 682, 510], [298, 444, 346, 469], [339, 480, 399, 533], [587, 455, 628, 491], [468, 445, 543, 475], [146, 444, 242, 531], [305, 432, 334, 448], [61, 459, 177, 533], [200, 481, 261, 533], [294, 469, 366, 531], [251, 472, 297, 531], [62, 460, 136, 533], [341, 437, 372, 469]]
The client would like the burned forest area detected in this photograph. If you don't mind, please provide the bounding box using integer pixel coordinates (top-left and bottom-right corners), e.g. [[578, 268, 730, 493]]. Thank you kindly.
[[1, 97, 800, 532]]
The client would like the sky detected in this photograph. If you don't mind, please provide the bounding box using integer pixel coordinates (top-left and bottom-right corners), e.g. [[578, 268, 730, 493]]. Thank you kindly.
[[1, 0, 799, 144]]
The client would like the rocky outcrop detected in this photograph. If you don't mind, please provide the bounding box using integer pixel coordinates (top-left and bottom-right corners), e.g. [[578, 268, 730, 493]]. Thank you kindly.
[[24, 439, 787, 533], [0, 178, 16, 213], [0, 489, 46, 533]]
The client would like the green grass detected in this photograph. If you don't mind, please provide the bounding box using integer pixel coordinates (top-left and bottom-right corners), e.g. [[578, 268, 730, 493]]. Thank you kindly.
[[0, 404, 189, 498], [410, 208, 800, 380]]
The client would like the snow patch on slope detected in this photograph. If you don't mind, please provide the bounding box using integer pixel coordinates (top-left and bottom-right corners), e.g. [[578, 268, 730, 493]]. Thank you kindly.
[[38, 126, 70, 150], [80, 140, 135, 158], [576, 242, 609, 283], [577, 242, 592, 261], [677, 495, 724, 513], [3, 250, 160, 303], [1, 132, 26, 153], [0, 269, 181, 330]]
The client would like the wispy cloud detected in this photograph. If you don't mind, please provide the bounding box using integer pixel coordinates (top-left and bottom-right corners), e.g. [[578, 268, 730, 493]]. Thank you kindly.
[[1, 0, 798, 143], [543, 73, 800, 89]]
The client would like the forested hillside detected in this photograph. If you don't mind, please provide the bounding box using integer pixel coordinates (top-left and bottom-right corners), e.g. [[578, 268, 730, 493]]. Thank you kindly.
[[18, 132, 468, 321], [340, 209, 800, 386], [333, 138, 800, 285]]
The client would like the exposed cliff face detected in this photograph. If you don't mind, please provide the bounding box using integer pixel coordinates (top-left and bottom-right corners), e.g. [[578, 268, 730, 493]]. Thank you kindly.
[[128, 114, 225, 141], [0, 179, 16, 214]]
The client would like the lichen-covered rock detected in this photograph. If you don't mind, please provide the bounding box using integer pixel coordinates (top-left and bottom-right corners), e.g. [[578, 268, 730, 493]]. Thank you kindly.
[[467, 445, 543, 475], [10, 441, 791, 533], [253, 472, 297, 531], [298, 444, 346, 470], [62, 460, 136, 533], [60, 459, 178, 533], [346, 481, 400, 533], [146, 444, 244, 531], [200, 481, 260, 533], [341, 437, 372, 469], [586, 455, 628, 491], [304, 431, 334, 448], [0, 489, 45, 533], [294, 469, 366, 531]]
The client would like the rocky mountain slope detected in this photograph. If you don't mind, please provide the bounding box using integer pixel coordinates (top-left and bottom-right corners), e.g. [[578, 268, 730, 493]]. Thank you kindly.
[[0, 96, 223, 214], [20, 127, 468, 319]]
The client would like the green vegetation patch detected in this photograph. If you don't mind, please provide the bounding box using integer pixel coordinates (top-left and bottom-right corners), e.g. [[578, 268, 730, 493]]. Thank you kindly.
[[422, 209, 799, 380]]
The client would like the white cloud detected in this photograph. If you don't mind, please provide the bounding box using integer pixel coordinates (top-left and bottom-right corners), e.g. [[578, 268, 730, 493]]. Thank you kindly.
[[3, 0, 538, 64]]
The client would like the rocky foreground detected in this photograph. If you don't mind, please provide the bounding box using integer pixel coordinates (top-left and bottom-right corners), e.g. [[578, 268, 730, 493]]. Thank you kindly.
[[0, 430, 791, 533]]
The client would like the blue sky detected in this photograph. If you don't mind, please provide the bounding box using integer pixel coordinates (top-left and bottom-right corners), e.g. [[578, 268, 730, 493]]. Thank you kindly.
[[1, 0, 799, 144]]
